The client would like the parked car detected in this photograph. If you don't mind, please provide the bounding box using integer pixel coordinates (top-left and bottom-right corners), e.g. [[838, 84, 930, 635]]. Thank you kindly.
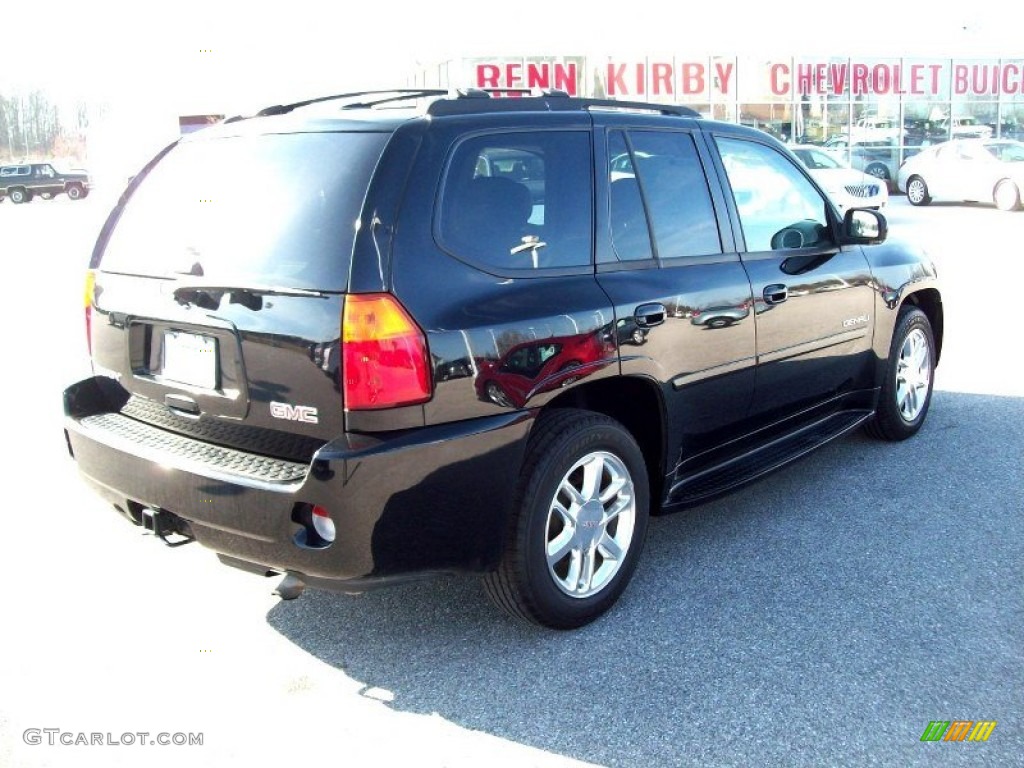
[[821, 136, 896, 186], [935, 115, 993, 140], [64, 89, 942, 629], [791, 145, 889, 210], [0, 162, 90, 203], [897, 139, 1024, 211], [846, 116, 905, 145]]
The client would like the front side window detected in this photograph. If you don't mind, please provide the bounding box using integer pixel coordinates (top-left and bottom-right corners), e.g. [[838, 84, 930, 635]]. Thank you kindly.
[[438, 131, 592, 271], [716, 137, 832, 252]]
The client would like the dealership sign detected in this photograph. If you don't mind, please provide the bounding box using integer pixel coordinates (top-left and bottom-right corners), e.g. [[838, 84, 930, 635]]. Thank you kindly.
[[473, 59, 1024, 98]]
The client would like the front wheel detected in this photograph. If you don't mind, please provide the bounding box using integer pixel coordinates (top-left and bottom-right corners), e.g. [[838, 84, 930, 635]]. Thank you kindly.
[[66, 184, 85, 200], [994, 180, 1021, 212], [865, 306, 935, 441], [483, 410, 650, 629], [865, 163, 890, 182], [906, 176, 931, 206]]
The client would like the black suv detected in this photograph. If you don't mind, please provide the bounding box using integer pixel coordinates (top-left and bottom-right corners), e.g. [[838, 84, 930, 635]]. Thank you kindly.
[[64, 90, 943, 628], [0, 163, 90, 203]]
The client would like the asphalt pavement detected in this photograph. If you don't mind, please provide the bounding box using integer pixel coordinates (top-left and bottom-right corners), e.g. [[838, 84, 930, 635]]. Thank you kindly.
[[0, 192, 1020, 768]]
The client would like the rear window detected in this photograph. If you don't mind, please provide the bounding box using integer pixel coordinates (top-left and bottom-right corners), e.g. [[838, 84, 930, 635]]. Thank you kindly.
[[99, 131, 390, 291]]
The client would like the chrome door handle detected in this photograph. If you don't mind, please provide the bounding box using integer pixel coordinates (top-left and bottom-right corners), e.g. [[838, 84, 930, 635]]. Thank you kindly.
[[763, 284, 788, 305], [634, 303, 666, 328]]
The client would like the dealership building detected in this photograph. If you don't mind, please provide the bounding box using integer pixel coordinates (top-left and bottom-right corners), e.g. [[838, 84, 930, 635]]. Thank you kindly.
[[412, 56, 1024, 183]]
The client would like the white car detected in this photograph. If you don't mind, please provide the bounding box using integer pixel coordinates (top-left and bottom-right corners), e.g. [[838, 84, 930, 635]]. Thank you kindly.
[[897, 139, 1024, 211], [790, 145, 889, 211]]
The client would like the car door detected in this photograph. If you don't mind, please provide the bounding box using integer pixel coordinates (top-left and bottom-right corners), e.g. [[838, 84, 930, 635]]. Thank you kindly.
[[592, 116, 757, 473], [708, 133, 876, 424], [33, 164, 60, 196]]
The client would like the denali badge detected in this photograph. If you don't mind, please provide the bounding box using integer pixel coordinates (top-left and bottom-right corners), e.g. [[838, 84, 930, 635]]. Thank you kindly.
[[270, 401, 319, 424], [843, 314, 870, 328]]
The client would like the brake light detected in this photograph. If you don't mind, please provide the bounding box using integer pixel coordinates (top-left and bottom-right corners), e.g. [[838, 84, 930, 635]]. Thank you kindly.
[[342, 294, 431, 410], [84, 270, 96, 355]]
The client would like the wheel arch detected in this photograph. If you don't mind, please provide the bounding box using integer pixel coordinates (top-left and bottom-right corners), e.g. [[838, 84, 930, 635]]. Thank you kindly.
[[541, 375, 667, 512], [902, 288, 944, 365], [992, 177, 1021, 209]]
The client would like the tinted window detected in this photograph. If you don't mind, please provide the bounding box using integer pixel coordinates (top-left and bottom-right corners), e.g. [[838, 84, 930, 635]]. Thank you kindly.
[[716, 137, 832, 252], [99, 131, 390, 291], [438, 131, 592, 271], [629, 131, 721, 259], [607, 131, 653, 262]]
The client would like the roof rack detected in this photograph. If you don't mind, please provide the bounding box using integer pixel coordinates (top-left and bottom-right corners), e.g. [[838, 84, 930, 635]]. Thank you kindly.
[[248, 88, 701, 120], [255, 89, 450, 117], [424, 92, 701, 118]]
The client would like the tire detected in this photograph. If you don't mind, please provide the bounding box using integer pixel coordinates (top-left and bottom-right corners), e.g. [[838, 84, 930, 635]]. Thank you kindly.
[[865, 163, 890, 182], [66, 184, 84, 200], [483, 409, 650, 629], [993, 180, 1021, 212], [865, 306, 935, 441], [9, 188, 30, 204], [906, 176, 931, 206]]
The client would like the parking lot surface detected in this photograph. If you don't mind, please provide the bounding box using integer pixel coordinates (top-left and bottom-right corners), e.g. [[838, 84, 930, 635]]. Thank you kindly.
[[0, 193, 1020, 767]]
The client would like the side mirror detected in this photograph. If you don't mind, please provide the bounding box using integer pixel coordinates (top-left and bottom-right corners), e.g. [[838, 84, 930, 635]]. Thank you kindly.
[[841, 208, 887, 245]]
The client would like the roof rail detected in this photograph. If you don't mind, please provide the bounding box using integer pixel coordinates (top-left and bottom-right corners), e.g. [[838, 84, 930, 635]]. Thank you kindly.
[[249, 88, 701, 120], [256, 89, 450, 117], [426, 92, 700, 118]]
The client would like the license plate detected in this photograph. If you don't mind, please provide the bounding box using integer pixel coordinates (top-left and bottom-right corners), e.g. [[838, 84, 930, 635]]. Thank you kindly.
[[162, 331, 218, 389]]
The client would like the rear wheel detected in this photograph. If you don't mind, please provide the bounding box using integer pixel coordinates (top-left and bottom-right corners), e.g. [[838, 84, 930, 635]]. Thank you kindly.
[[906, 176, 931, 206], [9, 188, 30, 204], [865, 306, 935, 441], [483, 409, 650, 629], [994, 180, 1021, 212]]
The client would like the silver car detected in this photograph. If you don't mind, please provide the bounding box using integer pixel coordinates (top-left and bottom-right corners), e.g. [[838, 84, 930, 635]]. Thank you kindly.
[[897, 139, 1024, 211], [791, 145, 889, 211]]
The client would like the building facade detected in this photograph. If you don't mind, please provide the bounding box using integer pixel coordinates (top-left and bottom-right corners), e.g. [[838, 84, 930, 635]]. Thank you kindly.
[[413, 55, 1024, 184]]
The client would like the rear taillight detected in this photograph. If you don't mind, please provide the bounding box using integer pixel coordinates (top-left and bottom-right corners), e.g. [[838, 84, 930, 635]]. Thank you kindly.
[[84, 270, 95, 355], [342, 294, 431, 410]]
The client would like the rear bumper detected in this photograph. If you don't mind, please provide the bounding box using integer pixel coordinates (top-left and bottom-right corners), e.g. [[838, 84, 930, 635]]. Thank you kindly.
[[64, 376, 532, 586]]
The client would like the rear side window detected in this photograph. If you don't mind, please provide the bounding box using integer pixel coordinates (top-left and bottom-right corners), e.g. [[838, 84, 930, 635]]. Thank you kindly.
[[437, 131, 592, 272], [99, 131, 390, 291], [618, 131, 722, 261]]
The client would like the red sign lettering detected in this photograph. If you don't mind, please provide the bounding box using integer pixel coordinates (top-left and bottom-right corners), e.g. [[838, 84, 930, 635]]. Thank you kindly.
[[770, 63, 790, 96], [652, 62, 673, 95], [681, 62, 705, 95]]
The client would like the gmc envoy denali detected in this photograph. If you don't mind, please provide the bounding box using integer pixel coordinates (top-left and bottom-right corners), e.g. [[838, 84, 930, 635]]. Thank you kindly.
[[63, 90, 942, 628]]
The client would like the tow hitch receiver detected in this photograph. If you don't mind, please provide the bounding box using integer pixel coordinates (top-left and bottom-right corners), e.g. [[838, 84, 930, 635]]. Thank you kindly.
[[140, 507, 194, 547]]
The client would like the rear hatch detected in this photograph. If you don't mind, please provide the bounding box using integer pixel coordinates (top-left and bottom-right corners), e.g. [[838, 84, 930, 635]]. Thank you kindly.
[[88, 126, 392, 462]]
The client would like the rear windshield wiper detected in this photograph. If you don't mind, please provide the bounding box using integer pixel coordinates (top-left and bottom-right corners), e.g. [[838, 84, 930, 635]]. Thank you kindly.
[[173, 283, 330, 311]]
